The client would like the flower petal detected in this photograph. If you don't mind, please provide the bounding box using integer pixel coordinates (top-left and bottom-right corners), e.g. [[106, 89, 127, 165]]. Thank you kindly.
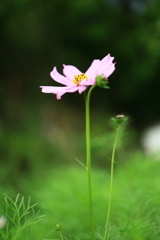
[[50, 67, 67, 85], [81, 78, 96, 86], [98, 54, 115, 76], [56, 86, 80, 99], [40, 86, 68, 94], [85, 59, 101, 78], [78, 85, 87, 94], [103, 63, 116, 78], [62, 65, 81, 79], [80, 59, 101, 86], [40, 86, 79, 99]]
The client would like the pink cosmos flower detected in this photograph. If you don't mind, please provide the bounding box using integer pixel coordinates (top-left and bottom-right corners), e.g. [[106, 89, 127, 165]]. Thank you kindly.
[[40, 54, 115, 99]]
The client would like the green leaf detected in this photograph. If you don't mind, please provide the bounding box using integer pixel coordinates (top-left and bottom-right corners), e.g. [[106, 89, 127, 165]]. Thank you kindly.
[[75, 158, 87, 170]]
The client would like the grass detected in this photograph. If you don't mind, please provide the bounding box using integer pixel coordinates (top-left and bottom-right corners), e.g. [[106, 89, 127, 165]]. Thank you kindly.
[[3, 151, 158, 240], [1, 104, 160, 239]]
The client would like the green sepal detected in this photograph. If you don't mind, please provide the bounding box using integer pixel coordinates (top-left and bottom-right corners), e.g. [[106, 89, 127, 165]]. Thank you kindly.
[[111, 115, 129, 130], [111, 115, 129, 124], [96, 75, 110, 89]]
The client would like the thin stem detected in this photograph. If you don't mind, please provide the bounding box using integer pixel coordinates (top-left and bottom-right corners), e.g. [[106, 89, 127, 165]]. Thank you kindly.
[[85, 85, 96, 240], [103, 125, 120, 240], [59, 231, 64, 240]]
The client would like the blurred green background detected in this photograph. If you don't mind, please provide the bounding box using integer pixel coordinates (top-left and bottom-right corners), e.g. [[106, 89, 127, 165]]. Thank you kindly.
[[0, 0, 160, 238], [1, 0, 160, 193]]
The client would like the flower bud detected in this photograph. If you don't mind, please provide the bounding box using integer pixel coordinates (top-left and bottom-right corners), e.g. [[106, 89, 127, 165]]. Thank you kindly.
[[55, 223, 62, 231], [111, 115, 129, 127]]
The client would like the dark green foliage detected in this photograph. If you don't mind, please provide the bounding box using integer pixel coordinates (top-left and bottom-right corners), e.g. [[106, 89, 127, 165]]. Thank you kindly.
[[1, 0, 160, 129]]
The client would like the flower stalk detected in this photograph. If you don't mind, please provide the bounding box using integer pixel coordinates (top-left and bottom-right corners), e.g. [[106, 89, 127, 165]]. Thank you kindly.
[[58, 231, 64, 240], [103, 124, 120, 240], [85, 84, 96, 240], [103, 115, 128, 240]]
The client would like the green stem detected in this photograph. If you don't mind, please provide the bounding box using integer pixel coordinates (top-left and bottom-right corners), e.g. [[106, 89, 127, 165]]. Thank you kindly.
[[59, 231, 64, 240], [85, 85, 96, 240], [103, 125, 120, 240]]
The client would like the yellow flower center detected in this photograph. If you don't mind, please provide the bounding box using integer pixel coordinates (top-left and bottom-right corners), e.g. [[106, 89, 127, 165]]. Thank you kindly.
[[72, 73, 88, 85]]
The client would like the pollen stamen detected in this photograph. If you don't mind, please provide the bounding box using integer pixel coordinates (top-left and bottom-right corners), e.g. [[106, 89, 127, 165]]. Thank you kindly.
[[72, 73, 88, 85]]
